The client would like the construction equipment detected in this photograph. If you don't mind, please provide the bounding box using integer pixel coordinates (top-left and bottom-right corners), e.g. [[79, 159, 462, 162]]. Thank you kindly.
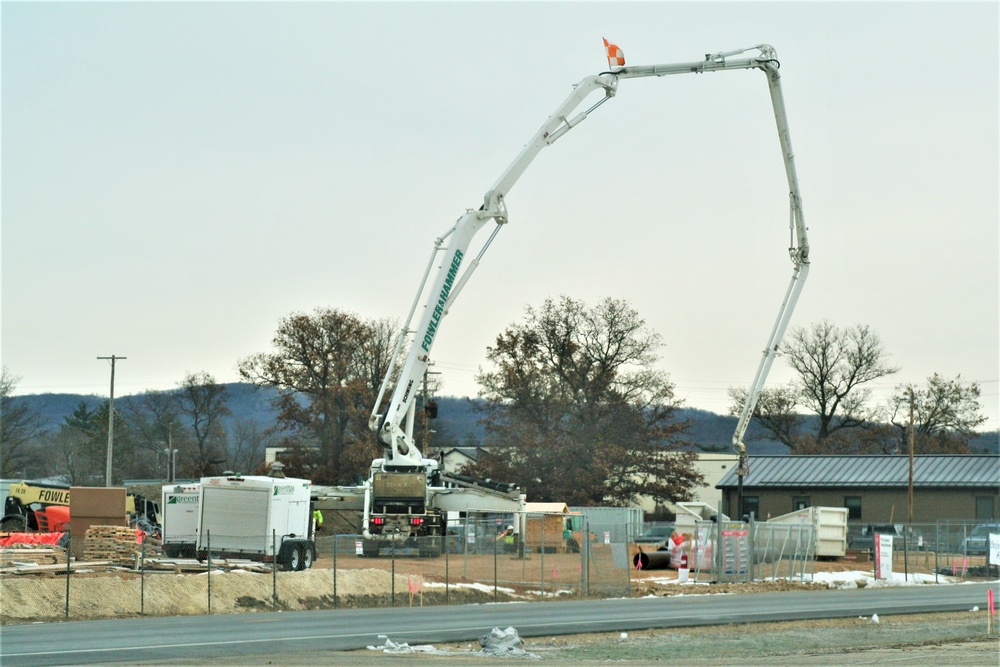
[[367, 42, 809, 551], [1, 480, 159, 535]]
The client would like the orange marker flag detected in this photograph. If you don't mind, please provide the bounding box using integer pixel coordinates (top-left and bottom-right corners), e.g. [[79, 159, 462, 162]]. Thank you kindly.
[[603, 37, 625, 68]]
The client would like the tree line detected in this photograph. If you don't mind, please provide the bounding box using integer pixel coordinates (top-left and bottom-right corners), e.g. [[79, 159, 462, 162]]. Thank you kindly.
[[0, 370, 272, 485], [1, 298, 989, 507]]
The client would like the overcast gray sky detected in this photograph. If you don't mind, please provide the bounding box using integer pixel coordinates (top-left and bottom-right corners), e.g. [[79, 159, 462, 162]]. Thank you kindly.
[[3, 2, 998, 431]]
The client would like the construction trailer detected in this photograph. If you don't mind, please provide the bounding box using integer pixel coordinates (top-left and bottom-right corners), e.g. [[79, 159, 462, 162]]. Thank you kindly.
[[160, 483, 201, 557], [195, 474, 315, 571]]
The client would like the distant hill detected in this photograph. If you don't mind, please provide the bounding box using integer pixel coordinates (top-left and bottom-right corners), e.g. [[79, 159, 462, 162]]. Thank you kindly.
[[9, 384, 997, 455]]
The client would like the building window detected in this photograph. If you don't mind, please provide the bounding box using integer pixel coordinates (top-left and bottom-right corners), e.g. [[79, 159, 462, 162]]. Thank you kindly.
[[793, 496, 810, 511], [975, 496, 996, 520], [741, 496, 760, 520], [844, 496, 862, 520]]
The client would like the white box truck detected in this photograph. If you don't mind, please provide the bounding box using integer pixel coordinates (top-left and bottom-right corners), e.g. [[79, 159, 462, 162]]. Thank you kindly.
[[160, 483, 201, 558], [195, 475, 315, 571]]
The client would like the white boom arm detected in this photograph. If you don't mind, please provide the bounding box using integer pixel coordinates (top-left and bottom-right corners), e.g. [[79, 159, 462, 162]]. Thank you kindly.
[[369, 44, 809, 471]]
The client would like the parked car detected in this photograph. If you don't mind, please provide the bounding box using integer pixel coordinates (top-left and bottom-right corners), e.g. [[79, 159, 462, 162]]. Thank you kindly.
[[961, 523, 999, 555], [848, 524, 904, 551], [634, 524, 675, 545]]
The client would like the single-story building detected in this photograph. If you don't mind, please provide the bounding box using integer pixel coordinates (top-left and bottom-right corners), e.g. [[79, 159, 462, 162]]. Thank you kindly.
[[716, 454, 999, 524], [635, 453, 740, 518]]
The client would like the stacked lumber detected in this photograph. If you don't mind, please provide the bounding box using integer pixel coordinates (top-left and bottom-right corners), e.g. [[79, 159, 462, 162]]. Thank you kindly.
[[83, 525, 142, 564], [142, 557, 273, 573], [0, 543, 69, 567]]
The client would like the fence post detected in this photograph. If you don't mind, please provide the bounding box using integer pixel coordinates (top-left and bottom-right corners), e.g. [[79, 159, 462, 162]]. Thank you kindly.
[[333, 534, 338, 609], [934, 523, 939, 584], [391, 536, 396, 607], [539, 514, 545, 597], [625, 520, 632, 596], [64, 527, 71, 620], [272, 529, 278, 611], [903, 530, 909, 582], [493, 525, 498, 602], [140, 533, 146, 616], [445, 532, 450, 605], [207, 530, 212, 615]]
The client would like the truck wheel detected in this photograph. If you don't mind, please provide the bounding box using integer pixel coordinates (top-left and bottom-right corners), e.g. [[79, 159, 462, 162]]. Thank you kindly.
[[299, 544, 314, 571]]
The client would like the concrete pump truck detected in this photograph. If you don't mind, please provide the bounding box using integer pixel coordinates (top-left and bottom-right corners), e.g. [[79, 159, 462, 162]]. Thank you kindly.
[[364, 41, 810, 555]]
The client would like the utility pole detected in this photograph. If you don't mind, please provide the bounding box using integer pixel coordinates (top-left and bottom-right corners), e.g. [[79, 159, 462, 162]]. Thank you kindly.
[[422, 367, 441, 457], [98, 355, 126, 486], [164, 425, 177, 483]]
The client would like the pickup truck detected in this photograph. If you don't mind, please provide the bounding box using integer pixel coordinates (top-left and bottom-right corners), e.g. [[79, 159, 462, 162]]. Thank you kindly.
[[961, 523, 999, 555]]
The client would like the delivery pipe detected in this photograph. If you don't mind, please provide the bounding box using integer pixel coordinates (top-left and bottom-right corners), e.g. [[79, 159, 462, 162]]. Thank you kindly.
[[633, 549, 673, 570]]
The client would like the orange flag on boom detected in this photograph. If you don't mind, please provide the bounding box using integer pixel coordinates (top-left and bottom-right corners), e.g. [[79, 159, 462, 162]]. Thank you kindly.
[[603, 38, 625, 68]]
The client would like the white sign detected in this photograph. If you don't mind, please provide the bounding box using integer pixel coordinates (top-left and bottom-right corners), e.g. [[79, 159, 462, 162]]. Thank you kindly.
[[875, 533, 893, 579], [989, 533, 1000, 567], [355, 540, 363, 556], [467, 532, 476, 545], [604, 531, 611, 544]]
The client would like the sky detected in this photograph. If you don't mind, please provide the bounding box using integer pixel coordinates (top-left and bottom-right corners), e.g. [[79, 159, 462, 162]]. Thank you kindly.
[[2, 2, 998, 432]]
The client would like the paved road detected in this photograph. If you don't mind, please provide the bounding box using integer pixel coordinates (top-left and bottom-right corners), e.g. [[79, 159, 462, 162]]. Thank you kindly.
[[2, 583, 995, 667]]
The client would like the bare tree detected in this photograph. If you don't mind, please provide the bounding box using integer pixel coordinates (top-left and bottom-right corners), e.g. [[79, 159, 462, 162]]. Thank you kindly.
[[175, 373, 230, 477], [0, 368, 46, 477], [41, 402, 102, 484], [878, 374, 987, 454], [467, 296, 701, 507], [121, 390, 189, 480], [228, 418, 273, 475], [238, 308, 398, 484], [729, 320, 899, 452]]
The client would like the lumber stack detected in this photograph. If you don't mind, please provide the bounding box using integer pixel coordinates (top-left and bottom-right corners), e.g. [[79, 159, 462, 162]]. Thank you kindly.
[[0, 543, 69, 567], [83, 525, 143, 564]]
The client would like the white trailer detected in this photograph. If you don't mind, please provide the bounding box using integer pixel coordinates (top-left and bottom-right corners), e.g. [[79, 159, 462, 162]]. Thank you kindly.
[[768, 506, 848, 559], [195, 475, 315, 570], [160, 483, 200, 558]]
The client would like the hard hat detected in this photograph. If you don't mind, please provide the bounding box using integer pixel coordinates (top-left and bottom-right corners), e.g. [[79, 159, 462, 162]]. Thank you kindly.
[[507, 525, 514, 531]]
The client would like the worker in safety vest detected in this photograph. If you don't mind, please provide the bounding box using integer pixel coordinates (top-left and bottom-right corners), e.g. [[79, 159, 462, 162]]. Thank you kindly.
[[502, 525, 516, 553], [312, 508, 323, 535]]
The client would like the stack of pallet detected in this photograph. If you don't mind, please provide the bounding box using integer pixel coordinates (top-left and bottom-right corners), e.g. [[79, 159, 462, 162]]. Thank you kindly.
[[83, 525, 142, 565], [0, 543, 69, 567]]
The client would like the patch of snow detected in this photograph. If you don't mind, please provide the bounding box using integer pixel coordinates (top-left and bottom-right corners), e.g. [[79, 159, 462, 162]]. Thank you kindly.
[[422, 580, 516, 595], [806, 570, 958, 589]]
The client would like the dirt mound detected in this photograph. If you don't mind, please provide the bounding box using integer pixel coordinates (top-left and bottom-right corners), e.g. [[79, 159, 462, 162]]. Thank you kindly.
[[0, 567, 509, 624]]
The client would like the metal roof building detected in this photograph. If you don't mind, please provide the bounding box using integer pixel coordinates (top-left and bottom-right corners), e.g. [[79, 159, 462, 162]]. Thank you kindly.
[[715, 455, 998, 524]]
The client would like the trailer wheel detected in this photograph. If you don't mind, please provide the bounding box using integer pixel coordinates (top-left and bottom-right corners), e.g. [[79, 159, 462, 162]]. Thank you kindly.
[[285, 544, 303, 571], [299, 544, 313, 571]]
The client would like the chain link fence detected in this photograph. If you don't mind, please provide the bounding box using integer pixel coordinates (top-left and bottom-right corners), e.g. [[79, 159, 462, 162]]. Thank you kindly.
[[845, 521, 999, 582], [2, 518, 996, 623]]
